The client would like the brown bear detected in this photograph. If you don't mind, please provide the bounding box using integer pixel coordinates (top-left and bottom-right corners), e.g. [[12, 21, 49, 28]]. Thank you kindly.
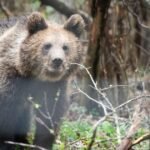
[[0, 12, 85, 149]]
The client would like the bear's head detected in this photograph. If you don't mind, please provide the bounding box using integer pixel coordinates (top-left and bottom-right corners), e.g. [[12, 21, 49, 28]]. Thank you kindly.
[[19, 12, 85, 82]]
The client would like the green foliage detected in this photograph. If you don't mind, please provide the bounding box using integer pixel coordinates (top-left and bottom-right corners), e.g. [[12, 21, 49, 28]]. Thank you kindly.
[[54, 119, 149, 150], [54, 120, 117, 150], [44, 7, 55, 17], [31, 0, 40, 11], [60, 120, 92, 142], [100, 121, 116, 136]]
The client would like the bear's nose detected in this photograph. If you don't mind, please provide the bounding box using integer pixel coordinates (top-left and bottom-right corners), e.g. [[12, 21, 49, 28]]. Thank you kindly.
[[52, 58, 63, 68]]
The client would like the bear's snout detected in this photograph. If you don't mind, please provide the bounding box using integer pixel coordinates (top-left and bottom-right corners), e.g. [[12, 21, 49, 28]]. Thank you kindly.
[[52, 58, 63, 68]]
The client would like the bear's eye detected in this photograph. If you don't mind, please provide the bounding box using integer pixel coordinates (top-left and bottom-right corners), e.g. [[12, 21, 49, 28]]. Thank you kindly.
[[42, 43, 52, 55], [62, 45, 69, 51]]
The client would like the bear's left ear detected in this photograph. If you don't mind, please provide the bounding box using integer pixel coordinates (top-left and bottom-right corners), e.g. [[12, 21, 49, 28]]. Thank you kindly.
[[27, 12, 48, 35], [64, 14, 85, 37]]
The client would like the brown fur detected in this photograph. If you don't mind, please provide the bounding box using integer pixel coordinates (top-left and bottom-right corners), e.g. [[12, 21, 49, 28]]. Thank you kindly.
[[0, 12, 85, 149]]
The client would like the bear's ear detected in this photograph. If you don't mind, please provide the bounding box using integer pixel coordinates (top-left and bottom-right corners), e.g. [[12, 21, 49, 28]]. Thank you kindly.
[[64, 14, 85, 37], [27, 12, 48, 35]]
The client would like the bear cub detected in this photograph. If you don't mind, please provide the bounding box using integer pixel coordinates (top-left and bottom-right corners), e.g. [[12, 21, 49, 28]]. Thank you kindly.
[[0, 12, 85, 149]]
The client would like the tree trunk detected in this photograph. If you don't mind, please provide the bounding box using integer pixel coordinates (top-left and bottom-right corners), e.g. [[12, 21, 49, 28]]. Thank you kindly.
[[85, 0, 128, 116]]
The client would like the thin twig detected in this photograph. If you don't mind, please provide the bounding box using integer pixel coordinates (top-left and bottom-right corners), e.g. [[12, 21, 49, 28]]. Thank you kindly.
[[77, 87, 112, 111], [122, 0, 150, 29], [36, 117, 54, 135], [43, 92, 54, 129], [93, 95, 150, 130], [87, 128, 97, 150], [71, 63, 150, 149], [131, 133, 150, 147], [71, 63, 112, 115], [5, 141, 48, 150], [115, 95, 150, 110]]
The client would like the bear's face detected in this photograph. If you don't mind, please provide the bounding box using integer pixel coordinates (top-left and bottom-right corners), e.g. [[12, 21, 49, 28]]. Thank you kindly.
[[19, 12, 85, 82]]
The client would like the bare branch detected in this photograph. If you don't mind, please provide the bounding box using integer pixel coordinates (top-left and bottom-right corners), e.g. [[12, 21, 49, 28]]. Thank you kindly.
[[40, 0, 92, 30], [117, 99, 150, 150], [43, 92, 54, 128], [77, 86, 111, 112], [36, 117, 54, 135], [122, 0, 150, 29], [132, 133, 150, 147], [92, 94, 150, 132], [5, 141, 48, 150], [115, 95, 150, 110], [71, 63, 150, 149], [41, 0, 76, 17]]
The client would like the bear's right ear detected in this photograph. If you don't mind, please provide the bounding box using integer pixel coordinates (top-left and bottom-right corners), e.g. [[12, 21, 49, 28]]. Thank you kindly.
[[27, 12, 48, 35], [64, 14, 85, 37]]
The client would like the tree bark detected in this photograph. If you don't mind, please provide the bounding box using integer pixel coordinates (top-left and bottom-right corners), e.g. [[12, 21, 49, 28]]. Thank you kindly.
[[85, 0, 112, 114], [85, 0, 129, 115]]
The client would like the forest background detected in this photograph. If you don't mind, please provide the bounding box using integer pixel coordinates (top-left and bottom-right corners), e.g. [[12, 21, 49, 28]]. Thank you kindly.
[[0, 0, 150, 149]]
